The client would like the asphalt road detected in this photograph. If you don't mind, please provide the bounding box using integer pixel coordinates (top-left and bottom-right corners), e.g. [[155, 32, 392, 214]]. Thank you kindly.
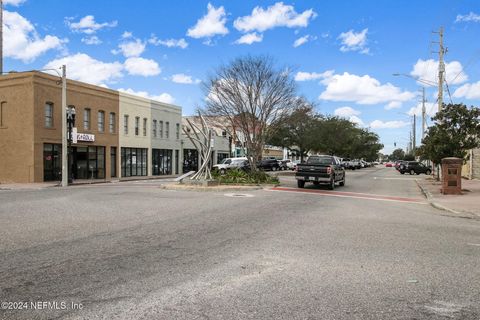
[[0, 167, 479, 319]]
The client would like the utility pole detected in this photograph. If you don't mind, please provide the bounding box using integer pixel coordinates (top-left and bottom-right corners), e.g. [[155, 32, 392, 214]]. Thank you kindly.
[[421, 87, 426, 141], [412, 114, 416, 152], [435, 26, 445, 113], [1, 0, 3, 75], [61, 65, 68, 187]]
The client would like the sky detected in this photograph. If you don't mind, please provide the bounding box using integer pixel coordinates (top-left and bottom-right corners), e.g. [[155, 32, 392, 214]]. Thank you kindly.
[[2, 0, 480, 154]]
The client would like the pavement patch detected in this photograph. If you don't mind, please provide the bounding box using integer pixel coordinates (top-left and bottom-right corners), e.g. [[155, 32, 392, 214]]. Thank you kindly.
[[269, 187, 427, 204], [224, 193, 255, 198]]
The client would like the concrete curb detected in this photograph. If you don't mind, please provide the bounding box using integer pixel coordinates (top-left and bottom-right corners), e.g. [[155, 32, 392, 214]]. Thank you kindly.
[[160, 183, 270, 192], [415, 179, 478, 219]]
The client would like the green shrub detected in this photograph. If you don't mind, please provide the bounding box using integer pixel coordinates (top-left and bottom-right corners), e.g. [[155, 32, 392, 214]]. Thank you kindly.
[[212, 169, 279, 185]]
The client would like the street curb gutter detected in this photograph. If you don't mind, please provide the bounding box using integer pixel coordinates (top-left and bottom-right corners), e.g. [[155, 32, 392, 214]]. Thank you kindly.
[[415, 179, 478, 219]]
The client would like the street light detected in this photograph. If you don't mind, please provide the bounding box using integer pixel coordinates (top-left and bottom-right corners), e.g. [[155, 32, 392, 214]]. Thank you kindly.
[[67, 106, 76, 184], [392, 73, 437, 87]]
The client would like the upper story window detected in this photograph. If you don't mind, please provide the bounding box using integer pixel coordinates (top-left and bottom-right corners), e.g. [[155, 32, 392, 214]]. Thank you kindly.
[[98, 111, 105, 132], [0, 101, 6, 128], [143, 118, 147, 136], [109, 112, 116, 134], [124, 115, 129, 134], [135, 117, 140, 136], [159, 121, 164, 138], [153, 120, 157, 138], [176, 123, 180, 139], [83, 108, 91, 130], [166, 121, 170, 139], [44, 102, 54, 128]]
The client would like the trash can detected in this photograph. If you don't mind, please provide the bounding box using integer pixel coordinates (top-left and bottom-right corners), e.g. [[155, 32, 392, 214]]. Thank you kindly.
[[441, 157, 462, 195]]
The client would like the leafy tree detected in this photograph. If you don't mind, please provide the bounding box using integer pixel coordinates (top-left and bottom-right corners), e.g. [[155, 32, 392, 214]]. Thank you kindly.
[[266, 98, 318, 162], [391, 148, 405, 161], [203, 55, 296, 170], [417, 103, 480, 164]]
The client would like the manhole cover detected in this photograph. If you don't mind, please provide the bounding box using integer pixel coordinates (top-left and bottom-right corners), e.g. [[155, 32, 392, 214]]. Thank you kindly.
[[224, 193, 255, 198]]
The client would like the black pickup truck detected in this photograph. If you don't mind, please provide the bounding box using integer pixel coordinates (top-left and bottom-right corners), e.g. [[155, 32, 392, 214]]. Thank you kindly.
[[295, 155, 346, 189]]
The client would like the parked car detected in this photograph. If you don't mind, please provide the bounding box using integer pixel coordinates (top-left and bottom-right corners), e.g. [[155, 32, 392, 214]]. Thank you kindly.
[[295, 155, 345, 189], [385, 162, 393, 167], [395, 160, 407, 171], [257, 159, 280, 171], [213, 157, 248, 174], [291, 160, 301, 171], [351, 159, 362, 169], [399, 161, 432, 175]]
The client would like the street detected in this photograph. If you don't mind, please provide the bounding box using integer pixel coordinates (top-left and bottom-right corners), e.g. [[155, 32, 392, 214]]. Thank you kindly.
[[0, 167, 479, 320]]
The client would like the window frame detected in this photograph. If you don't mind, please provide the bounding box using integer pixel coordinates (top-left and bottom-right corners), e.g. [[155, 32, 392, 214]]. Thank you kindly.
[[83, 108, 91, 131], [135, 117, 140, 136], [143, 118, 147, 137], [153, 120, 157, 138], [109, 112, 116, 134], [44, 102, 54, 128], [98, 110, 105, 133], [124, 115, 129, 135]]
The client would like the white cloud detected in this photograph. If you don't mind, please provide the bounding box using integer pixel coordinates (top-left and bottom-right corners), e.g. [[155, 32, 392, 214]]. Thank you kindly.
[[112, 38, 146, 57], [66, 15, 117, 34], [334, 107, 364, 126], [44, 53, 123, 86], [319, 72, 415, 105], [122, 31, 133, 39], [234, 2, 317, 33], [118, 88, 175, 104], [187, 3, 228, 39], [370, 120, 409, 129], [3, 0, 26, 6], [81, 35, 102, 45], [4, 11, 65, 63], [234, 32, 263, 45], [294, 70, 334, 81], [171, 73, 201, 84], [407, 102, 438, 117], [293, 35, 316, 48], [410, 59, 468, 86], [124, 57, 161, 76], [453, 81, 480, 100], [385, 101, 402, 110], [349, 115, 365, 126], [455, 12, 480, 23], [338, 28, 369, 54], [148, 36, 188, 49], [334, 106, 361, 117]]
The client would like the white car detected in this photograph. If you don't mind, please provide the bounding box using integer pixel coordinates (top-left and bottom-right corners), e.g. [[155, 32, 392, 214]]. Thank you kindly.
[[213, 157, 248, 174]]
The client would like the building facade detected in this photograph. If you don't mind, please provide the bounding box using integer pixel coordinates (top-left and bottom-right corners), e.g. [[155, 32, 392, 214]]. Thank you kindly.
[[0, 72, 233, 183]]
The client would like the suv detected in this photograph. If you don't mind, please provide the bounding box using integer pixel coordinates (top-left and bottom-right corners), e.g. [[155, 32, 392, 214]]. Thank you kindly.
[[399, 161, 432, 175], [257, 159, 280, 171]]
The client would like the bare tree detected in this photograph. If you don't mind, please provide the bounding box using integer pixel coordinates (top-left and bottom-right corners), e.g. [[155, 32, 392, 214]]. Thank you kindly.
[[203, 55, 297, 170]]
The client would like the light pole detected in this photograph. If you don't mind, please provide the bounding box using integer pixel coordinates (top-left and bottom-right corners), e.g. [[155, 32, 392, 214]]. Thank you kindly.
[[67, 106, 76, 184]]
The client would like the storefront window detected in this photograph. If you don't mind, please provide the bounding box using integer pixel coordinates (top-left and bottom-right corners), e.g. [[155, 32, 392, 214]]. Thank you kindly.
[[43, 143, 62, 181], [111, 147, 117, 178], [183, 149, 198, 172], [152, 149, 172, 175], [121, 147, 148, 177]]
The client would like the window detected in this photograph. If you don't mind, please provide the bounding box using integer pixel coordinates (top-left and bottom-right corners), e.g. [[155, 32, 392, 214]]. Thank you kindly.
[[98, 111, 105, 132], [152, 149, 173, 175], [143, 118, 147, 136], [44, 102, 53, 128], [111, 147, 117, 178], [0, 101, 5, 127], [153, 120, 157, 137], [135, 117, 140, 136], [176, 123, 180, 139], [159, 121, 164, 138], [166, 121, 170, 139], [124, 115, 129, 134], [109, 113, 116, 134], [121, 147, 148, 177], [84, 108, 91, 130]]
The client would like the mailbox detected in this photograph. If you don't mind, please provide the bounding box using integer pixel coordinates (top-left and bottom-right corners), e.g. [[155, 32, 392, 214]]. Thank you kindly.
[[441, 157, 463, 195]]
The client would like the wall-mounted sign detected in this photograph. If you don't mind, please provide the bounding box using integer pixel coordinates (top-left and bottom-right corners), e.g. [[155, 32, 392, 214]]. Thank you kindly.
[[77, 133, 95, 142]]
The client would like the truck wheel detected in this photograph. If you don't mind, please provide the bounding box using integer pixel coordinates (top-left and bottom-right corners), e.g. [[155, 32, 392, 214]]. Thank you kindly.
[[409, 169, 415, 175], [297, 180, 305, 188], [220, 169, 226, 175], [328, 178, 335, 190], [426, 169, 432, 175], [400, 171, 405, 175]]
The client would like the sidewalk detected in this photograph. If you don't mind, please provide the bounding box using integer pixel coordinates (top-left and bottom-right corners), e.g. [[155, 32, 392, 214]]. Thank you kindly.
[[0, 182, 59, 190], [416, 177, 480, 219]]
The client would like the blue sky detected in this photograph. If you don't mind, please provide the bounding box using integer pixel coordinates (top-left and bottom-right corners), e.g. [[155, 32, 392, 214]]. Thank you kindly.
[[3, 0, 480, 154]]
